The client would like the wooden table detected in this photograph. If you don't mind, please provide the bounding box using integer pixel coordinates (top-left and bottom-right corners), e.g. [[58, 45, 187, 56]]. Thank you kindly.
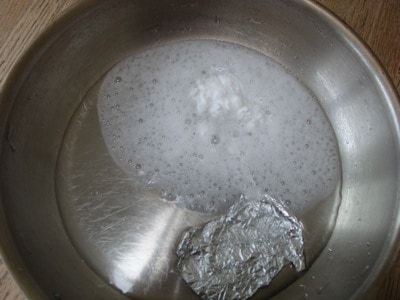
[[0, 0, 399, 299]]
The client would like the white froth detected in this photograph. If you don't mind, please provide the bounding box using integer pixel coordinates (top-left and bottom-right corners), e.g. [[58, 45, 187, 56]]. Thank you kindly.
[[192, 72, 245, 116], [191, 71, 262, 131], [190, 70, 263, 143], [97, 40, 341, 216]]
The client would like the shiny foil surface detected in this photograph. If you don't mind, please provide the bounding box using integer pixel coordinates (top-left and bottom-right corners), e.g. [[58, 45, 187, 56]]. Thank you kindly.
[[177, 194, 305, 299]]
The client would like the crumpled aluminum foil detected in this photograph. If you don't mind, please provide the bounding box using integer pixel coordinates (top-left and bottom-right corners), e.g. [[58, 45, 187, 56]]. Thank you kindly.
[[176, 194, 305, 300]]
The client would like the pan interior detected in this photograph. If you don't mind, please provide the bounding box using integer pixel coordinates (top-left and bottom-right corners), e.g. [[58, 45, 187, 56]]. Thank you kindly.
[[56, 39, 341, 298]]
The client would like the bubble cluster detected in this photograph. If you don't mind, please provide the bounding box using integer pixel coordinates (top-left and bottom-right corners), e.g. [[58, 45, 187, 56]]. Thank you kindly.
[[97, 40, 341, 216]]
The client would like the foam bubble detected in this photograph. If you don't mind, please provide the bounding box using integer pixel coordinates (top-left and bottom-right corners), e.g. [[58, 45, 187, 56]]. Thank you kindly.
[[97, 40, 341, 216]]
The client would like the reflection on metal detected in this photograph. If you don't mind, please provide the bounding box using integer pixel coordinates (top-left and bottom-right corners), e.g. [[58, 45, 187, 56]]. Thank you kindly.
[[177, 194, 305, 299], [110, 207, 175, 293], [108, 199, 209, 294]]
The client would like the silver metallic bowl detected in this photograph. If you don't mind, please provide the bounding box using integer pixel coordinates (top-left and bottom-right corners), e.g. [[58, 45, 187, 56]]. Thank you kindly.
[[0, 0, 399, 299]]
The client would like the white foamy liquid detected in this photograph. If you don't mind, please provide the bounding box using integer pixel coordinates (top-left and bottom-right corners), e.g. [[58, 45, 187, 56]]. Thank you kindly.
[[97, 40, 340, 216]]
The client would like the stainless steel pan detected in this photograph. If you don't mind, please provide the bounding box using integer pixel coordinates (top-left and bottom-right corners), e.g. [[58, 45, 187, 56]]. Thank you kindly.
[[0, 1, 399, 299]]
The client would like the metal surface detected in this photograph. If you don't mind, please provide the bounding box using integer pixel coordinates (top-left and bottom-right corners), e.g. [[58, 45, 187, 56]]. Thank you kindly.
[[177, 194, 305, 299], [0, 0, 399, 299]]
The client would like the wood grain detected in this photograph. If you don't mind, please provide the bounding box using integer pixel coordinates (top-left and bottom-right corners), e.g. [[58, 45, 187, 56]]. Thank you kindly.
[[317, 0, 400, 94], [0, 0, 399, 299]]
